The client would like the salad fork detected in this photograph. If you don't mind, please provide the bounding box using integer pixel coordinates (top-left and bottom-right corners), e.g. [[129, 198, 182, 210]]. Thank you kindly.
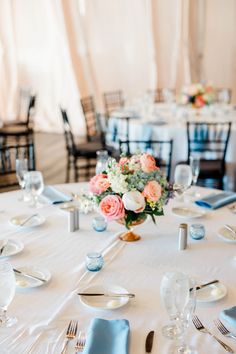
[[214, 319, 236, 341], [192, 315, 234, 353], [75, 331, 86, 353], [61, 320, 78, 354]]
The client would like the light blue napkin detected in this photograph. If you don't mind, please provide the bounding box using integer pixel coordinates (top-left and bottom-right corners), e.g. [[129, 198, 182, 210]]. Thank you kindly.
[[83, 318, 130, 354], [41, 186, 72, 204], [220, 306, 236, 327], [195, 192, 236, 209]]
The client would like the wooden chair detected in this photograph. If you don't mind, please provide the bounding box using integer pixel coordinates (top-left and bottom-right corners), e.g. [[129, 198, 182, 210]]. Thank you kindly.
[[103, 90, 124, 118], [0, 142, 35, 190], [119, 139, 173, 180], [147, 88, 176, 103], [61, 108, 105, 182], [186, 121, 232, 189]]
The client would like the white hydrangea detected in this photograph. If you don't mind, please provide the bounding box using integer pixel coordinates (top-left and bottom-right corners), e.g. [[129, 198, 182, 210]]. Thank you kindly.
[[107, 171, 129, 194]]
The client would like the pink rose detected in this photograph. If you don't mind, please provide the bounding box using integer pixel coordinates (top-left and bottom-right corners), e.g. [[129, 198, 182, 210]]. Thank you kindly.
[[118, 157, 129, 171], [142, 180, 162, 202], [100, 195, 125, 221], [140, 153, 158, 173], [89, 174, 110, 194]]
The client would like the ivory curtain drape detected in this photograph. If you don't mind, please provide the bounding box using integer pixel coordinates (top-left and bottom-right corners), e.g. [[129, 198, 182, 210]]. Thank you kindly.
[[0, 0, 235, 134]]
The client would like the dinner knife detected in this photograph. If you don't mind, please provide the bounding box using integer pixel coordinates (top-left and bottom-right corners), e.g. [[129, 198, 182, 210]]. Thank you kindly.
[[145, 331, 154, 353], [190, 279, 219, 291], [77, 292, 135, 298], [20, 214, 38, 226], [224, 224, 236, 237], [13, 268, 46, 283]]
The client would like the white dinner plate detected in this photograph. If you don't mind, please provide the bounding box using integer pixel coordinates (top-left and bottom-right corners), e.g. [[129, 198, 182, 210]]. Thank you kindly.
[[79, 284, 130, 310], [171, 206, 206, 219], [15, 266, 51, 289], [218, 226, 236, 243], [9, 214, 46, 228], [0, 239, 24, 257], [196, 282, 227, 303]]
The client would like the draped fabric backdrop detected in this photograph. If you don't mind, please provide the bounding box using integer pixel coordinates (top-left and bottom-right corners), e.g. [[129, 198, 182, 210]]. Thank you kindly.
[[0, 0, 235, 135]]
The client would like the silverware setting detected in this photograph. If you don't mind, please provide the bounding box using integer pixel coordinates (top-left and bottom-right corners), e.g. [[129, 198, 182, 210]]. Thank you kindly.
[[145, 330, 154, 353], [192, 315, 234, 353], [75, 331, 86, 353], [214, 319, 236, 341], [20, 213, 38, 226], [191, 279, 219, 291], [13, 268, 47, 283], [224, 225, 236, 237], [78, 292, 135, 298], [61, 320, 78, 354]]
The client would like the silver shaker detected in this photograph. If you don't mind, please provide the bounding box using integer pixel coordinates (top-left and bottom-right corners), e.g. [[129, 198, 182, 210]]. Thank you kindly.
[[178, 223, 188, 250]]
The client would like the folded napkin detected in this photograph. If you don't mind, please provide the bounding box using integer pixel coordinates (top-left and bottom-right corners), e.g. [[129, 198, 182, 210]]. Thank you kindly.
[[220, 306, 236, 327], [83, 318, 130, 354], [41, 186, 72, 204], [195, 192, 236, 209]]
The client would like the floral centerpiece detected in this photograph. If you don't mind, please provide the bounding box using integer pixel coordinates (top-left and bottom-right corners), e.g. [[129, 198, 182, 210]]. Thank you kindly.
[[89, 153, 171, 241], [180, 83, 215, 108]]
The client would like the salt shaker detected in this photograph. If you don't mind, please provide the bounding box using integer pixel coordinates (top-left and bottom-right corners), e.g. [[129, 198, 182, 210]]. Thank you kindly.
[[68, 209, 76, 232], [74, 208, 79, 230], [178, 223, 188, 250]]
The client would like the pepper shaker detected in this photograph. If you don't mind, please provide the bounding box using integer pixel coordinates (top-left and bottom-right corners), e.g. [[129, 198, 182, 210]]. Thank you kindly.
[[68, 208, 76, 232], [178, 223, 188, 250]]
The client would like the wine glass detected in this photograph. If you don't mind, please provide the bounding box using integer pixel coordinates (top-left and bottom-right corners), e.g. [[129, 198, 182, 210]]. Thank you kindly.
[[0, 261, 17, 327], [174, 165, 193, 199], [173, 279, 197, 354], [189, 155, 200, 198], [95, 150, 108, 174], [24, 171, 44, 207], [160, 272, 190, 340], [15, 158, 28, 200]]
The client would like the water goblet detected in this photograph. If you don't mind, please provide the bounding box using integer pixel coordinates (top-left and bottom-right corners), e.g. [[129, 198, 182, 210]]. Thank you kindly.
[[174, 165, 193, 201], [95, 150, 108, 174], [16, 158, 28, 200], [24, 171, 44, 207], [160, 272, 190, 340], [0, 261, 17, 327], [189, 155, 200, 198]]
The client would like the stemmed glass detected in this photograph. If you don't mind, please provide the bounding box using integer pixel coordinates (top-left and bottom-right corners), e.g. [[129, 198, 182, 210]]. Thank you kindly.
[[24, 171, 44, 207], [189, 155, 200, 198], [96, 150, 108, 174], [174, 165, 193, 200], [0, 262, 17, 327], [15, 158, 28, 201], [160, 272, 190, 340]]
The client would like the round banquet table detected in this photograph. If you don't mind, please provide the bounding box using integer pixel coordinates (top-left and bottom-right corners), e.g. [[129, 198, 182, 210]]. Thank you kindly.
[[0, 184, 236, 354]]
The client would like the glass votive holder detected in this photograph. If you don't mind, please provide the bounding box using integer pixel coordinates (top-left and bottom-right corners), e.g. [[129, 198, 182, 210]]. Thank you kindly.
[[92, 216, 107, 232], [86, 252, 104, 272], [190, 224, 205, 240]]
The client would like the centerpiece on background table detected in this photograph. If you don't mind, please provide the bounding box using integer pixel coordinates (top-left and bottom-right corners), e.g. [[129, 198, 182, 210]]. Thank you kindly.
[[89, 153, 171, 242], [180, 83, 215, 108]]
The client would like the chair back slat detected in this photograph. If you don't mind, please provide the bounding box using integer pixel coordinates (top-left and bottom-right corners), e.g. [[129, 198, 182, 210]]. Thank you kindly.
[[60, 109, 76, 153], [103, 90, 124, 117]]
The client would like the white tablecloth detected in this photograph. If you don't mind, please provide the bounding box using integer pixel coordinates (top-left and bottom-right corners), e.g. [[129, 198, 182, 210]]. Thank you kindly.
[[0, 184, 236, 353]]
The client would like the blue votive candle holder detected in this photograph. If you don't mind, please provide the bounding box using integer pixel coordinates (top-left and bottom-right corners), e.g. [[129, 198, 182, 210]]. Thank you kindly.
[[190, 224, 205, 240], [92, 216, 107, 232], [86, 252, 104, 272]]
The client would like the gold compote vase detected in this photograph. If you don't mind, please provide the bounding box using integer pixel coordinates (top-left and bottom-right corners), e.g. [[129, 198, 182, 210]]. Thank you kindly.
[[117, 214, 147, 242]]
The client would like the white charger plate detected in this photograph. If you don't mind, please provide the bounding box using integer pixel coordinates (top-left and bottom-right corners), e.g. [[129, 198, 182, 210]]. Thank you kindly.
[[79, 284, 130, 310], [0, 239, 24, 257], [218, 226, 236, 243], [196, 282, 227, 303], [9, 214, 46, 228], [172, 206, 206, 219], [15, 266, 51, 289]]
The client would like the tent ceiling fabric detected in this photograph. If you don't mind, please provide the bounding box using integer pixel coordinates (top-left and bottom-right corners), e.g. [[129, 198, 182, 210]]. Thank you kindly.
[[0, 0, 235, 134]]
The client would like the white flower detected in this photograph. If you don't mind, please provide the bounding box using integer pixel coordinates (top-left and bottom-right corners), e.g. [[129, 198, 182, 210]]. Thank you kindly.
[[107, 172, 128, 194], [122, 190, 145, 213]]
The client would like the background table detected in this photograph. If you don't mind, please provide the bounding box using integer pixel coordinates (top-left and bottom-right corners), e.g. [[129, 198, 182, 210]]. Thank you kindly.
[[0, 184, 236, 353]]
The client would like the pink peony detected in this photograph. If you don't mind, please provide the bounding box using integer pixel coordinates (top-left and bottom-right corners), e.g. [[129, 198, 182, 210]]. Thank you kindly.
[[142, 180, 162, 202], [118, 157, 129, 171], [140, 153, 158, 173], [89, 174, 110, 195], [122, 190, 145, 213], [100, 195, 125, 221]]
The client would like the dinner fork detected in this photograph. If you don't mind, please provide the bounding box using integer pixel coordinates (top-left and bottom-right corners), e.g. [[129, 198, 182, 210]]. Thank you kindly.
[[214, 319, 236, 341], [61, 320, 78, 354], [75, 331, 86, 353], [192, 315, 234, 353]]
